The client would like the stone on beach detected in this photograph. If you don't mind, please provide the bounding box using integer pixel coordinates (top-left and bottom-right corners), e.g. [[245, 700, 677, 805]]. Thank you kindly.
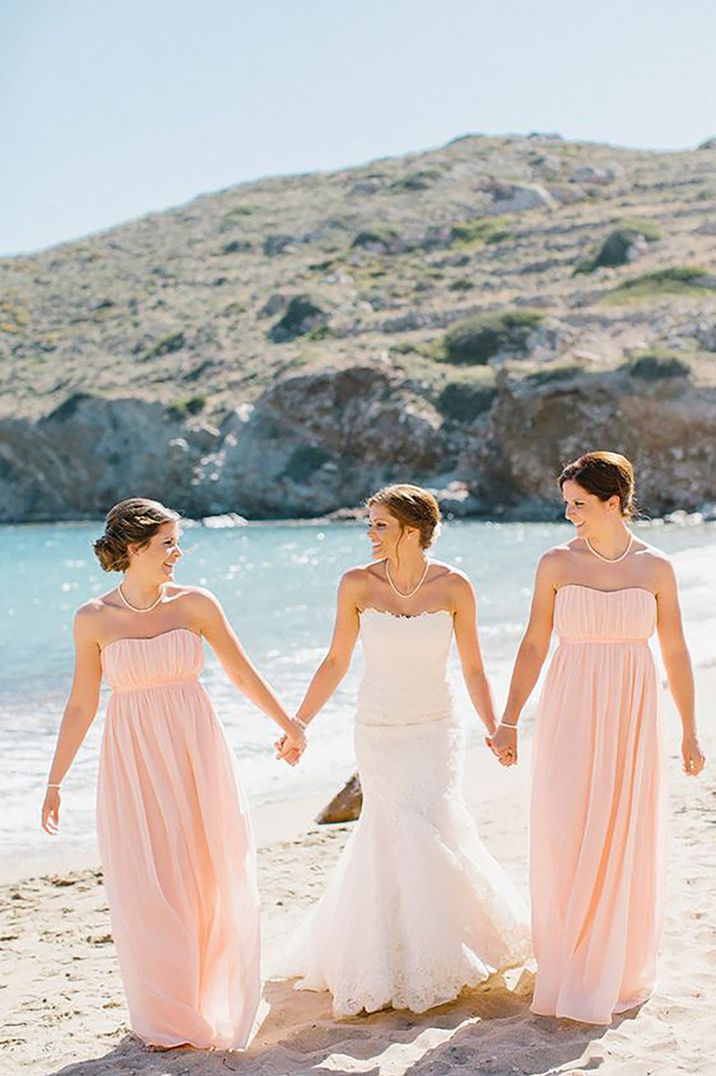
[[316, 773, 363, 824]]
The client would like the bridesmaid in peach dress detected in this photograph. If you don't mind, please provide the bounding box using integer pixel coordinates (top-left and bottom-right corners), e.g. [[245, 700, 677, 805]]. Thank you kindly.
[[489, 452, 705, 1024], [41, 498, 305, 1050]]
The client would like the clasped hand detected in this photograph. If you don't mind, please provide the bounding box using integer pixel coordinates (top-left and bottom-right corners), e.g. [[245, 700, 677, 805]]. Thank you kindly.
[[274, 721, 307, 767], [485, 722, 518, 767]]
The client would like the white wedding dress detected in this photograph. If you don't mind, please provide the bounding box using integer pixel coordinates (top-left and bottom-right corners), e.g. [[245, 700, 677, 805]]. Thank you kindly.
[[281, 609, 530, 1016]]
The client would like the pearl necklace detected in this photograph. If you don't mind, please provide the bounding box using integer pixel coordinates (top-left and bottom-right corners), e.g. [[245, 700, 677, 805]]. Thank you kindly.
[[386, 559, 430, 599], [585, 534, 633, 564], [117, 582, 165, 613]]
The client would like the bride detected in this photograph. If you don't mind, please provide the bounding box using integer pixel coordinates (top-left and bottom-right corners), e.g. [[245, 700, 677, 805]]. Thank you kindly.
[[277, 484, 529, 1016]]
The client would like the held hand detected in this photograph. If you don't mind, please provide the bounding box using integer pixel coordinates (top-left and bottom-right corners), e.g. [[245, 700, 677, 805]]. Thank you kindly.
[[274, 721, 307, 767], [682, 733, 705, 777], [486, 723, 518, 767], [41, 788, 60, 834]]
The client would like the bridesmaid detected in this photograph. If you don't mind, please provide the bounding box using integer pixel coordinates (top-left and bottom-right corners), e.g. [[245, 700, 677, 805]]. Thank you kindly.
[[489, 451, 705, 1024], [41, 498, 305, 1050]]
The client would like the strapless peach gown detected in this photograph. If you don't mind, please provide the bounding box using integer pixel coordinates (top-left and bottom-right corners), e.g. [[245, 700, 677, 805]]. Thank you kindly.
[[530, 586, 666, 1024], [97, 628, 260, 1049]]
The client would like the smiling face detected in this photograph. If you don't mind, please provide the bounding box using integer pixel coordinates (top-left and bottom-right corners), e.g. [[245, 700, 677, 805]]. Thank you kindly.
[[128, 521, 182, 582], [366, 504, 417, 560], [562, 479, 621, 538]]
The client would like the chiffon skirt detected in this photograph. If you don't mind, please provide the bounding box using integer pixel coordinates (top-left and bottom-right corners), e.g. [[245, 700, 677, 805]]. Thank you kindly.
[[530, 639, 667, 1024], [97, 677, 260, 1049]]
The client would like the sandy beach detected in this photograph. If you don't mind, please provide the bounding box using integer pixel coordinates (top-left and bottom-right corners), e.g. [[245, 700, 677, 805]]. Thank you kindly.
[[1, 670, 713, 1076]]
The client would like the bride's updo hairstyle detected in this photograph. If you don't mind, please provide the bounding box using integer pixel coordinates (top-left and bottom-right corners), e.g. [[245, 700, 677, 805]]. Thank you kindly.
[[93, 498, 180, 572], [558, 451, 637, 518], [366, 484, 442, 548]]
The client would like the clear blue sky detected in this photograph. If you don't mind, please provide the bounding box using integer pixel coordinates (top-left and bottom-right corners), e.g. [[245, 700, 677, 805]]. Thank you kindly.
[[2, 0, 715, 256]]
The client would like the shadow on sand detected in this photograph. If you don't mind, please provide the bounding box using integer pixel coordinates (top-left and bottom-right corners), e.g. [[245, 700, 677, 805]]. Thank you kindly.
[[50, 971, 641, 1076]]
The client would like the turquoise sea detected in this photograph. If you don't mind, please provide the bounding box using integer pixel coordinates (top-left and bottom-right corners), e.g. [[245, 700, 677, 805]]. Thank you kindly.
[[1, 518, 715, 872]]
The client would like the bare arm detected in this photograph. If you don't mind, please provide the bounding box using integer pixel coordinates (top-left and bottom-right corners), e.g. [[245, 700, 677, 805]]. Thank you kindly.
[[197, 591, 299, 742], [452, 575, 497, 736], [41, 608, 103, 834], [294, 571, 362, 727], [488, 553, 558, 765], [655, 560, 705, 776], [502, 554, 557, 724]]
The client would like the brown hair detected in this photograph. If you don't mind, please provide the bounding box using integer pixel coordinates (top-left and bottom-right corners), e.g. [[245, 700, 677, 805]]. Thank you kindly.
[[366, 484, 442, 548], [93, 498, 180, 572], [558, 451, 636, 517]]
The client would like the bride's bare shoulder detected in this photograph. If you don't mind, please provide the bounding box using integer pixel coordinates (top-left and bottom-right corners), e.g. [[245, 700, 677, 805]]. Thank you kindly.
[[433, 563, 473, 597], [342, 562, 383, 580], [339, 563, 383, 596]]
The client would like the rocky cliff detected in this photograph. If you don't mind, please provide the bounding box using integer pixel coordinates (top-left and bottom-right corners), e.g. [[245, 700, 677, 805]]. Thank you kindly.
[[1, 133, 715, 520]]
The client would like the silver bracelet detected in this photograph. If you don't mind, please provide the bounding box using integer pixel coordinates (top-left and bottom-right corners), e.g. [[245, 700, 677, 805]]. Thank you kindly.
[[46, 783, 61, 788], [497, 721, 518, 729], [294, 717, 309, 731]]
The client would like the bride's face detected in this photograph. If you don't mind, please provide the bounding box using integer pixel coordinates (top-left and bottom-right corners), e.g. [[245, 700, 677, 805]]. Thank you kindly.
[[367, 506, 409, 560]]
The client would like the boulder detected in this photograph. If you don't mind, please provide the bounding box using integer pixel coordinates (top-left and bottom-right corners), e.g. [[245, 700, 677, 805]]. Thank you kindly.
[[222, 239, 252, 254], [0, 395, 209, 521], [262, 234, 299, 256], [695, 321, 716, 351], [487, 182, 556, 214], [463, 367, 716, 517], [351, 226, 403, 255], [570, 164, 623, 184], [207, 364, 449, 516], [575, 221, 659, 274], [257, 293, 287, 319], [268, 295, 329, 342], [316, 774, 362, 824]]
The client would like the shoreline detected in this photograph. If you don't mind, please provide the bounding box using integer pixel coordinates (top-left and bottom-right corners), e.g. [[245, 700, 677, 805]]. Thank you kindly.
[[0, 790, 333, 887], [1, 512, 716, 529], [1, 730, 525, 887], [1, 670, 712, 1075]]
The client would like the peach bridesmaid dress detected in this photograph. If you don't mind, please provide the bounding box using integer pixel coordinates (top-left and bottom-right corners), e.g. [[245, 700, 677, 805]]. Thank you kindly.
[[530, 586, 666, 1024], [96, 627, 260, 1049]]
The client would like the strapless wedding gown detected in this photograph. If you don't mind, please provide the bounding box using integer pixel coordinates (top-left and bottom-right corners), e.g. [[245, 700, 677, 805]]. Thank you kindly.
[[97, 628, 260, 1049], [282, 609, 530, 1016]]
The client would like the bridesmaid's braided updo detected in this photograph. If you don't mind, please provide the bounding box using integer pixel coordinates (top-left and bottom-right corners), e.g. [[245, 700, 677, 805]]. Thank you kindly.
[[366, 484, 442, 548], [93, 498, 180, 572], [559, 451, 637, 518]]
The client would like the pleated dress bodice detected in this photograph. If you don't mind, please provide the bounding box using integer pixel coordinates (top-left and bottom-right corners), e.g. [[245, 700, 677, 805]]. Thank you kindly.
[[554, 584, 657, 645], [102, 626, 203, 693]]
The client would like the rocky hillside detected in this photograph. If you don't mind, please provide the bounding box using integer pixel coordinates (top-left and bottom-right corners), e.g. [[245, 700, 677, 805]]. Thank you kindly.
[[1, 133, 716, 521]]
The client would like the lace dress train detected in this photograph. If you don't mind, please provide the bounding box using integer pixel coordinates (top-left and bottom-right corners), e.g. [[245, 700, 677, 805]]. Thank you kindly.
[[281, 610, 530, 1016]]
